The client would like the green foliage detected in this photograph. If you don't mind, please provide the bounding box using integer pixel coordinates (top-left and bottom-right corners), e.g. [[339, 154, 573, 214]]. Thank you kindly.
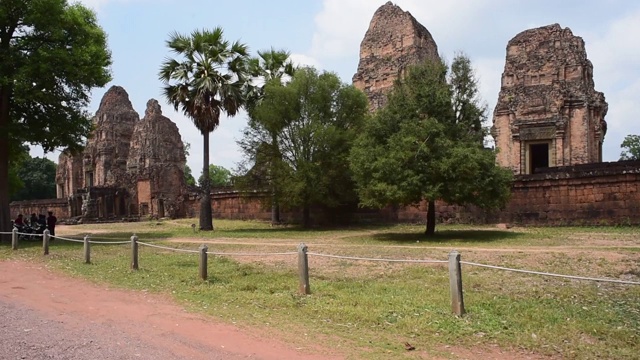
[[0, 0, 112, 235], [10, 156, 57, 201], [198, 164, 232, 188], [159, 27, 251, 230], [8, 144, 29, 196], [238, 67, 369, 226], [620, 134, 640, 160], [350, 55, 512, 235], [184, 165, 196, 187]]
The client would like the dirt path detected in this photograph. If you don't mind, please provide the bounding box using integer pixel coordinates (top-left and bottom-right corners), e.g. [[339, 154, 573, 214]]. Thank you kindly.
[[0, 260, 342, 360]]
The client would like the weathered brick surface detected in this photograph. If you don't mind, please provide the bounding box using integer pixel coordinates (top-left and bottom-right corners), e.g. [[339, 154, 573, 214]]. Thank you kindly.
[[492, 24, 608, 174], [353, 1, 439, 111], [10, 199, 70, 221]]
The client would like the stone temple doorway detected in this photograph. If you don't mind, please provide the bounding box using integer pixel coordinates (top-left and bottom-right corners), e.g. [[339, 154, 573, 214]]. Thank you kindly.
[[528, 142, 550, 174]]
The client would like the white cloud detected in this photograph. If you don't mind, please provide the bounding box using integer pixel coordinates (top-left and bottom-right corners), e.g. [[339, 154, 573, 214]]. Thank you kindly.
[[289, 53, 322, 69]]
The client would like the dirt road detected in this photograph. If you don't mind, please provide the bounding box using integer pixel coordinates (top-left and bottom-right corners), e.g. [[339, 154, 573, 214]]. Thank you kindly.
[[0, 261, 341, 360]]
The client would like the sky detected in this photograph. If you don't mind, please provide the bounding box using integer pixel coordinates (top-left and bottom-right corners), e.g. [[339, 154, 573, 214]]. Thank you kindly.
[[33, 0, 640, 177]]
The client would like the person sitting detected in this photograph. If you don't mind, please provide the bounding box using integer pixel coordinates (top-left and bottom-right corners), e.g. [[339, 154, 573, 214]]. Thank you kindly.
[[14, 214, 24, 227], [30, 213, 38, 227]]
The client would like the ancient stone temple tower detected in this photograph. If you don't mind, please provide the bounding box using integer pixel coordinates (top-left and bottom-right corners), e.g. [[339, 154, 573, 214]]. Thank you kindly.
[[353, 1, 439, 111], [492, 24, 608, 175], [55, 86, 188, 220]]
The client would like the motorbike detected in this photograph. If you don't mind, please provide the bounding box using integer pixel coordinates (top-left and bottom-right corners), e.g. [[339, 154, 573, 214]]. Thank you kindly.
[[12, 223, 40, 242]]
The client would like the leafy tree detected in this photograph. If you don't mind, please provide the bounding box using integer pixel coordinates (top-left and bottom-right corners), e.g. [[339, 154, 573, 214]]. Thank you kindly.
[[350, 55, 512, 236], [10, 156, 57, 201], [239, 67, 368, 227], [8, 144, 29, 197], [244, 49, 295, 224], [619, 134, 640, 160], [198, 164, 232, 188], [0, 0, 111, 239], [159, 28, 250, 230], [184, 165, 196, 187]]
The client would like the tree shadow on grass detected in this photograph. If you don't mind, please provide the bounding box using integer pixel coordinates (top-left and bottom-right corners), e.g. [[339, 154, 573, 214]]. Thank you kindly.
[[371, 229, 525, 244]]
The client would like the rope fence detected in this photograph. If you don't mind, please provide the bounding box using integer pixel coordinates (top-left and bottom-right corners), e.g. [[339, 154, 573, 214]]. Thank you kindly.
[[6, 229, 640, 316], [461, 261, 640, 286]]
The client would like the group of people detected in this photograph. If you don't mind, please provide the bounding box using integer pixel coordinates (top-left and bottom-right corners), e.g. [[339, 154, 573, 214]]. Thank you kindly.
[[14, 211, 57, 236]]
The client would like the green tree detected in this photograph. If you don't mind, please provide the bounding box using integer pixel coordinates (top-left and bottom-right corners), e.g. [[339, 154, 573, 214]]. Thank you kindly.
[[10, 156, 57, 201], [184, 165, 196, 187], [0, 0, 111, 239], [245, 49, 295, 224], [8, 144, 29, 198], [350, 56, 512, 236], [620, 134, 640, 160], [159, 28, 250, 231], [239, 67, 368, 227], [198, 164, 232, 188]]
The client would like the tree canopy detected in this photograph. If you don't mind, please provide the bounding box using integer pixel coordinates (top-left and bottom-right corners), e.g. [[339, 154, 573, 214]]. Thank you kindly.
[[238, 67, 368, 227], [243, 49, 295, 224], [198, 164, 232, 188], [0, 0, 112, 238], [620, 134, 640, 161], [350, 55, 512, 236], [10, 156, 57, 201], [159, 28, 251, 230]]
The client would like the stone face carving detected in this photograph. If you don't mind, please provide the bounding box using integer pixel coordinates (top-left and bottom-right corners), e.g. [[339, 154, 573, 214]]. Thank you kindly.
[[492, 24, 608, 175], [55, 86, 187, 220], [352, 1, 439, 111]]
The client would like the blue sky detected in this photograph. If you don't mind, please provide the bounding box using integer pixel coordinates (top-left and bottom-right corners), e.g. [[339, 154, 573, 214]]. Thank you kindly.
[[35, 0, 640, 177]]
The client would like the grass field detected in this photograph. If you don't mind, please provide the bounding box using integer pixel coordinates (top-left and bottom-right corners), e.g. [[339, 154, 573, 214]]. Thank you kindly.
[[2, 219, 639, 359]]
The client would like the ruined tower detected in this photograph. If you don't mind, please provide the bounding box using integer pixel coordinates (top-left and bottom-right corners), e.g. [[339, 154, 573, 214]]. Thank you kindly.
[[127, 99, 187, 218], [353, 2, 439, 111], [492, 24, 608, 175], [56, 87, 188, 220]]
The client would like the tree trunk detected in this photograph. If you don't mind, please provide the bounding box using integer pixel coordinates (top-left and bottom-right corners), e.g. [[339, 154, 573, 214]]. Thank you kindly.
[[270, 132, 280, 225], [425, 199, 436, 237], [0, 85, 11, 243], [302, 206, 311, 229], [199, 132, 213, 231], [271, 200, 280, 224]]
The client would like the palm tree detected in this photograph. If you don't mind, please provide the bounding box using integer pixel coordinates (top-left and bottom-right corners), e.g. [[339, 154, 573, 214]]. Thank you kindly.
[[245, 49, 295, 224], [159, 28, 250, 231]]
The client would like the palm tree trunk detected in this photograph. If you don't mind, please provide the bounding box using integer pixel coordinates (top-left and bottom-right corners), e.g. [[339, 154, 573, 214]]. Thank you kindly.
[[199, 131, 213, 231], [425, 199, 436, 237]]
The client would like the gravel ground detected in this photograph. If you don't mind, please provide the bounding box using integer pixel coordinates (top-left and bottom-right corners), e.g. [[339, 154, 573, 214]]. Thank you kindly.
[[0, 261, 340, 360]]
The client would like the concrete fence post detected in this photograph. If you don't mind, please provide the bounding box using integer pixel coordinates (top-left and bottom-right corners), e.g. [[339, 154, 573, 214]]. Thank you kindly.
[[12, 227, 18, 250], [297, 243, 310, 295], [43, 229, 50, 255], [131, 234, 139, 270], [198, 244, 208, 281], [83, 235, 91, 264], [448, 250, 465, 316]]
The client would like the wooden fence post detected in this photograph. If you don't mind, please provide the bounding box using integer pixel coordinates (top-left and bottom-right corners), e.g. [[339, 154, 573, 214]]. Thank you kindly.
[[43, 229, 50, 255], [449, 250, 465, 316], [83, 235, 91, 264], [131, 234, 139, 270], [11, 227, 18, 250], [198, 244, 208, 281], [298, 243, 310, 295]]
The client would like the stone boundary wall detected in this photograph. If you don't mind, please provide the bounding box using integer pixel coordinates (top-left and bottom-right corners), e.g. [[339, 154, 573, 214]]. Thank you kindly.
[[10, 198, 70, 220], [498, 160, 640, 225], [12, 161, 640, 226]]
